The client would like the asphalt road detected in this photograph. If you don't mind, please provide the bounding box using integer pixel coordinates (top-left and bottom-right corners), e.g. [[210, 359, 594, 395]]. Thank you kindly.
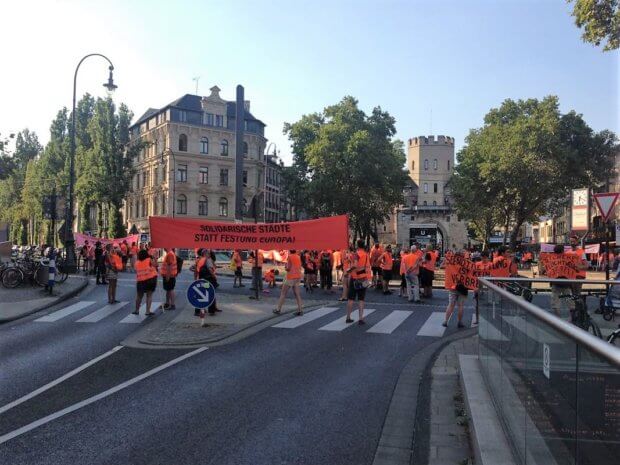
[[0, 271, 474, 465]]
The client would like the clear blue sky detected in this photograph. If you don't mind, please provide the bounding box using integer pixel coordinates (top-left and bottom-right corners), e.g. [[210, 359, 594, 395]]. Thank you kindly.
[[2, 0, 618, 164]]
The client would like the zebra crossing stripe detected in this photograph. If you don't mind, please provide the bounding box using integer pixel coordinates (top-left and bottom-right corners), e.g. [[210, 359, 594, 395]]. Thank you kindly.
[[367, 310, 412, 334], [318, 309, 376, 331], [119, 302, 162, 323], [76, 302, 128, 323], [416, 312, 447, 337], [35, 301, 96, 322], [272, 307, 339, 328]]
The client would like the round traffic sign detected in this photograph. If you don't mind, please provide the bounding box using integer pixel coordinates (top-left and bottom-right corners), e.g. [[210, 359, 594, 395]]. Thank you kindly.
[[187, 279, 216, 309]]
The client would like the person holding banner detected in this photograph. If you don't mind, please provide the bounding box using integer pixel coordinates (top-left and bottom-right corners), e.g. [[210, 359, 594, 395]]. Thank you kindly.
[[540, 244, 574, 317], [133, 249, 158, 317], [273, 249, 303, 316]]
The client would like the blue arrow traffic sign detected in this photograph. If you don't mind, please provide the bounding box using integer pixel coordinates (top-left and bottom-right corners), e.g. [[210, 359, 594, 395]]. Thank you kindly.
[[187, 279, 216, 309]]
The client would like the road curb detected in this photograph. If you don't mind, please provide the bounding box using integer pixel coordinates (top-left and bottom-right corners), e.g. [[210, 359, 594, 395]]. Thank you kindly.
[[0, 276, 89, 324], [135, 301, 329, 348], [372, 327, 477, 465]]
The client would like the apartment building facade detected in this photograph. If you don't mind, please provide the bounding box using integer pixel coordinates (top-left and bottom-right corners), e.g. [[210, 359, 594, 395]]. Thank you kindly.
[[124, 86, 267, 232]]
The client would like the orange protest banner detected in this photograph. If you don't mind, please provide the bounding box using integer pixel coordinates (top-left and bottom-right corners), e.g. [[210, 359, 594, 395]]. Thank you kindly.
[[444, 252, 514, 290], [539, 253, 581, 279], [148, 215, 350, 250]]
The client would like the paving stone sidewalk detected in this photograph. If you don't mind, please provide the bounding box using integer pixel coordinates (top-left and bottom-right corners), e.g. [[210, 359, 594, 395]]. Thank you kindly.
[[428, 335, 478, 465], [138, 292, 331, 346]]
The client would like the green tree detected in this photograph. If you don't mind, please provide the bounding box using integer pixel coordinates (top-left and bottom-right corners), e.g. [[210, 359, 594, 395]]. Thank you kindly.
[[284, 96, 408, 243], [569, 0, 620, 51], [451, 96, 617, 248]]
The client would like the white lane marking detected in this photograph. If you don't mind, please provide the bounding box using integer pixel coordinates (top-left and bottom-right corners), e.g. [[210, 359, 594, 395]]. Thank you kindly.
[[34, 301, 96, 322], [272, 307, 339, 329], [502, 316, 562, 344], [0, 347, 208, 445], [367, 310, 412, 334], [319, 309, 376, 331], [0, 346, 123, 415], [416, 312, 447, 337], [76, 302, 128, 323], [118, 302, 162, 323]]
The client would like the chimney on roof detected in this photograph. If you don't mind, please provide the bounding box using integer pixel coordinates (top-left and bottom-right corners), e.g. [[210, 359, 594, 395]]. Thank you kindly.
[[209, 85, 221, 98]]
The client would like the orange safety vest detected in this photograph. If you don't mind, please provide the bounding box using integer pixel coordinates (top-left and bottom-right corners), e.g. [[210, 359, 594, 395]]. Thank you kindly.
[[161, 251, 178, 277], [287, 253, 302, 279], [333, 250, 342, 267], [120, 244, 128, 256], [351, 249, 370, 280], [566, 248, 587, 279], [250, 253, 264, 267], [112, 254, 123, 271], [423, 250, 438, 272], [370, 247, 383, 266], [342, 251, 352, 273], [380, 252, 393, 271], [135, 258, 157, 282]]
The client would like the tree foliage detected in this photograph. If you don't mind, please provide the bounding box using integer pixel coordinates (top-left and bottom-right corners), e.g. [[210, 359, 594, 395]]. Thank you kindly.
[[283, 96, 408, 243], [0, 95, 143, 244], [450, 96, 617, 248], [569, 0, 620, 51]]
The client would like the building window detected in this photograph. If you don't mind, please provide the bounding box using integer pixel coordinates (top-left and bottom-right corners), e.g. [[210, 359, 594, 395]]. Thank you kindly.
[[199, 167, 208, 184], [243, 170, 248, 187], [178, 134, 188, 152], [128, 201, 133, 219], [142, 171, 147, 188], [433, 159, 438, 170], [177, 164, 187, 183], [423, 201, 427, 206], [220, 168, 229, 186], [142, 198, 147, 217], [424, 159, 429, 170], [204, 113, 213, 126], [243, 142, 248, 158], [423, 183, 428, 193], [199, 196, 208, 216], [176, 194, 187, 215], [153, 196, 158, 216], [447, 160, 451, 170], [383, 225, 387, 232], [411, 161, 415, 171], [219, 197, 228, 217], [220, 139, 229, 156], [179, 110, 187, 123], [161, 193, 166, 215], [433, 200, 437, 206], [433, 183, 438, 193], [215, 115, 224, 127], [200, 137, 209, 154], [446, 216, 450, 222]]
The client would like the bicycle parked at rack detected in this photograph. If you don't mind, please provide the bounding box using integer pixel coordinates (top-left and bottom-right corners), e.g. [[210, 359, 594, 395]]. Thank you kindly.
[[560, 294, 620, 346]]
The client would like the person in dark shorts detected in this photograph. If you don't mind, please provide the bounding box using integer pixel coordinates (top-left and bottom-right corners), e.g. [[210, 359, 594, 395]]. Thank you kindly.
[[133, 249, 158, 316], [161, 248, 178, 310], [346, 240, 371, 325]]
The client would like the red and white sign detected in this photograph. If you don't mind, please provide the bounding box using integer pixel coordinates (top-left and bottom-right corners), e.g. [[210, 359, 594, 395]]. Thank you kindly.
[[593, 192, 619, 222]]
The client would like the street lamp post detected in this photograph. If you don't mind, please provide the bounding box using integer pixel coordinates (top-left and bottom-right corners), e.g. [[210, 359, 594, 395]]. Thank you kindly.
[[64, 53, 117, 273]]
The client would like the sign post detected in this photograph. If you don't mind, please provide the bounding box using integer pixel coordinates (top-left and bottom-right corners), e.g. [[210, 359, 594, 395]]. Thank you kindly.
[[593, 192, 619, 287], [187, 279, 216, 327]]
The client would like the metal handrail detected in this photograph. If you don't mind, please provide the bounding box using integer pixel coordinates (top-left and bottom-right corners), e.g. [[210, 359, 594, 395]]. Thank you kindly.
[[486, 277, 617, 285], [479, 278, 620, 367]]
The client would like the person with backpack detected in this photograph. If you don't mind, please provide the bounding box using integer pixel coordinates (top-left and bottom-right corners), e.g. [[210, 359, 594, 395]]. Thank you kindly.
[[319, 249, 334, 292]]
